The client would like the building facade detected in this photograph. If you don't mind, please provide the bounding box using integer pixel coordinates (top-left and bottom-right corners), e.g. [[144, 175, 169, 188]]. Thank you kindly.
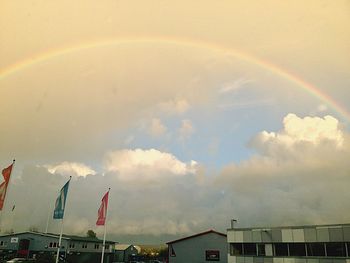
[[0, 231, 115, 263], [227, 223, 350, 263], [114, 244, 139, 262], [167, 229, 227, 263]]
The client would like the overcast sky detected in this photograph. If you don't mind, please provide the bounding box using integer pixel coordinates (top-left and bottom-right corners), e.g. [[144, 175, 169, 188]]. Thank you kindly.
[[1, 0, 350, 244]]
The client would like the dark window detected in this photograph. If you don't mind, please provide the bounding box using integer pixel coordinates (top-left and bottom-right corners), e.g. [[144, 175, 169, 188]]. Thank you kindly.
[[289, 243, 306, 256], [274, 243, 288, 256], [49, 242, 53, 248], [326, 243, 346, 257], [169, 244, 176, 257], [306, 243, 325, 256], [94, 244, 99, 249], [105, 244, 109, 250], [257, 244, 265, 256], [206, 250, 220, 261], [230, 243, 243, 256], [244, 243, 257, 256]]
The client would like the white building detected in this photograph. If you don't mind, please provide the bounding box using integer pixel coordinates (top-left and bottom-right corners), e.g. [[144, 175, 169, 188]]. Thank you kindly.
[[227, 223, 350, 263], [167, 229, 227, 263]]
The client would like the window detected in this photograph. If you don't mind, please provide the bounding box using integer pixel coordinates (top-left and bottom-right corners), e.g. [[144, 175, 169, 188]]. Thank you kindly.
[[230, 243, 243, 255], [206, 250, 220, 261], [169, 244, 176, 257], [243, 243, 257, 256], [0, 241, 4, 246], [257, 244, 265, 256], [326, 243, 346, 257], [69, 243, 75, 249], [306, 243, 325, 256], [94, 244, 99, 249], [105, 244, 109, 250], [274, 243, 288, 256], [289, 243, 306, 256], [82, 243, 88, 249]]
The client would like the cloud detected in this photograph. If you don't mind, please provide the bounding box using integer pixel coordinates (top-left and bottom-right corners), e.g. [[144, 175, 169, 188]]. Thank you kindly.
[[251, 114, 344, 155], [45, 162, 96, 178], [157, 98, 190, 115], [216, 113, 350, 227], [148, 118, 167, 137], [178, 119, 195, 141], [104, 148, 197, 181], [219, 78, 254, 94]]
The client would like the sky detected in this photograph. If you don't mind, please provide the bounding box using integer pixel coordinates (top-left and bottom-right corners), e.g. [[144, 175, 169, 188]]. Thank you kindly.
[[0, 0, 350, 244]]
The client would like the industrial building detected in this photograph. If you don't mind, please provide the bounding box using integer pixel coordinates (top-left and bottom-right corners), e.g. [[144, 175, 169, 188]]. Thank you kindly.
[[167, 229, 227, 263], [227, 223, 350, 263], [0, 231, 116, 263]]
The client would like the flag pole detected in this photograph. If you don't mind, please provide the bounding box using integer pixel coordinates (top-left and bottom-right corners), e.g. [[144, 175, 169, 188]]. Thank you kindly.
[[100, 188, 110, 263], [56, 218, 64, 263], [55, 176, 71, 263], [0, 159, 15, 233]]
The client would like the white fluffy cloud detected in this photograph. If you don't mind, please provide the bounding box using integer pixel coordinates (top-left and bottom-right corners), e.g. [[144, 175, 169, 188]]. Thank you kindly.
[[104, 148, 197, 181], [251, 114, 344, 157], [216, 113, 350, 227], [46, 162, 96, 178]]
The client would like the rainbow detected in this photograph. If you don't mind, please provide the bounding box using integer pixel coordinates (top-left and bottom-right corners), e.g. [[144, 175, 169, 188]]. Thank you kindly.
[[1, 36, 349, 122]]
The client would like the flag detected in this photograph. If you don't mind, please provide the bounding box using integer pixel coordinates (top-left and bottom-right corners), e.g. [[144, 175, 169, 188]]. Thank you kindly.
[[53, 178, 71, 219], [96, 190, 109, 226], [0, 162, 14, 210]]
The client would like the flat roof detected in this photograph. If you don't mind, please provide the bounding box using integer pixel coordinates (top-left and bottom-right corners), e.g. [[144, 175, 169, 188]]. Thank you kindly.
[[227, 223, 350, 231], [166, 229, 226, 245], [0, 231, 116, 244]]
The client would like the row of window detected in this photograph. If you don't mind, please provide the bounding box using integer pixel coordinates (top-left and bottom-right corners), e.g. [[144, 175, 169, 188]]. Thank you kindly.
[[230, 242, 350, 257], [0, 241, 7, 247], [49, 242, 109, 250]]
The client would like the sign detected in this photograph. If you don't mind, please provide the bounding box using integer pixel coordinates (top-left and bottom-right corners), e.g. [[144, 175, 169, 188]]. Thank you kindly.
[[10, 237, 18, 243]]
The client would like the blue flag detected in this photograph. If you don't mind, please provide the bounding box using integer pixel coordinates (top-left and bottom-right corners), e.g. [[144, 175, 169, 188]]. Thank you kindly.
[[53, 178, 71, 219]]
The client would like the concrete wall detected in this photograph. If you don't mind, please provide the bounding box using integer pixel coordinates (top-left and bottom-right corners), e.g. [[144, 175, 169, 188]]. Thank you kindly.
[[169, 232, 227, 263]]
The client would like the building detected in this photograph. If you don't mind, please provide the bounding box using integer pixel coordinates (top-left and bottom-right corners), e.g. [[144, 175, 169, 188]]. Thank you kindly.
[[114, 244, 139, 262], [0, 231, 116, 263], [227, 223, 350, 263], [166, 229, 227, 263]]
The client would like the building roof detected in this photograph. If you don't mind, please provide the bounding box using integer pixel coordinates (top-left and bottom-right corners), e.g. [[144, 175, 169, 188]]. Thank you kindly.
[[227, 223, 350, 231], [0, 231, 116, 244], [166, 229, 227, 245]]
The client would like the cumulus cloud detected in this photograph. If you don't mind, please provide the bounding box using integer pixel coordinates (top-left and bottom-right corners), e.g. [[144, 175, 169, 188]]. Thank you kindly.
[[216, 113, 350, 227], [178, 119, 195, 141], [45, 162, 96, 178], [104, 148, 197, 181], [148, 118, 167, 137]]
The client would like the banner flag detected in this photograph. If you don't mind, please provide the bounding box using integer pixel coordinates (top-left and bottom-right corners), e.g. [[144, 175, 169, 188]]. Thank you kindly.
[[96, 190, 109, 226], [0, 161, 14, 210], [53, 178, 71, 219]]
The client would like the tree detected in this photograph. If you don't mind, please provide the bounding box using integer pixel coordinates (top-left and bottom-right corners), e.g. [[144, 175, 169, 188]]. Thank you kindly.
[[86, 229, 97, 238]]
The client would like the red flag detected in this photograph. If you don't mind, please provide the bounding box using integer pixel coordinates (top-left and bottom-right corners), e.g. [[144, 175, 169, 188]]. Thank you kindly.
[[96, 190, 109, 226], [0, 162, 14, 210]]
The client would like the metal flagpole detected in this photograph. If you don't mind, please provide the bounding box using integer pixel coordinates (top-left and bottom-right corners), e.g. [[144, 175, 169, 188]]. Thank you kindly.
[[0, 159, 15, 233], [56, 218, 64, 263], [100, 188, 110, 263]]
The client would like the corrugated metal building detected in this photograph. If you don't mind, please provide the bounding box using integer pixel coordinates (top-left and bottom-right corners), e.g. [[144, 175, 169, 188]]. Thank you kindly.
[[167, 229, 227, 263], [0, 231, 116, 263], [227, 223, 350, 263]]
